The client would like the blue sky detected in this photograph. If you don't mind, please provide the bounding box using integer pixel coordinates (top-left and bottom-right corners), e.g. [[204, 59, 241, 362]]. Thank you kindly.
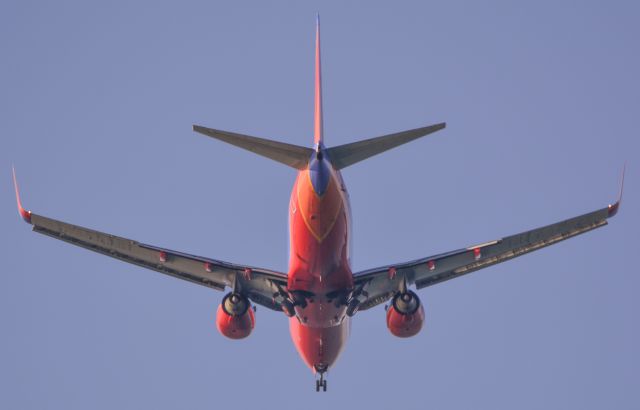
[[2, 1, 638, 409]]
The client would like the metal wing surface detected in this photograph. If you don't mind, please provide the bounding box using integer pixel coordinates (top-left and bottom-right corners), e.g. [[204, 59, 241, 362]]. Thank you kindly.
[[352, 200, 621, 312], [13, 170, 287, 311], [27, 213, 287, 310]]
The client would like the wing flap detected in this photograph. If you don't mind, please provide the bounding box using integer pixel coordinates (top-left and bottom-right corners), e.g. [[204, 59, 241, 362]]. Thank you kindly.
[[353, 203, 617, 311], [415, 208, 609, 289], [27, 213, 287, 310], [12, 168, 289, 311], [32, 213, 229, 290]]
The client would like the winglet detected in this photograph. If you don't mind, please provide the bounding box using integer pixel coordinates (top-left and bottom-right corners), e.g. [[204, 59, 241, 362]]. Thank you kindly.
[[607, 163, 625, 217], [12, 166, 32, 224]]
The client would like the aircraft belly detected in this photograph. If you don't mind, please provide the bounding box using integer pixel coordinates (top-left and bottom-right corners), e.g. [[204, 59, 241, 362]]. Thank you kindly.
[[287, 165, 352, 371], [289, 316, 350, 371], [287, 171, 352, 327]]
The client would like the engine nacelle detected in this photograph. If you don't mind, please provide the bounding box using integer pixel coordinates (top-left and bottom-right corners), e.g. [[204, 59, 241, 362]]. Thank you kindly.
[[386, 290, 425, 338], [216, 293, 255, 339]]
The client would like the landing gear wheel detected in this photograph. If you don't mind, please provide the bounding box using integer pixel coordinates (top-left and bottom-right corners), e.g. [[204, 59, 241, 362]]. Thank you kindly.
[[281, 299, 295, 317], [314, 367, 328, 392], [315, 378, 328, 392], [346, 298, 359, 317]]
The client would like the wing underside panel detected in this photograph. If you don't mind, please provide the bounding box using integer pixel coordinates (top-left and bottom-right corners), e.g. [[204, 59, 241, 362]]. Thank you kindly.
[[353, 204, 616, 311], [31, 214, 227, 290], [28, 213, 288, 311], [416, 218, 607, 289]]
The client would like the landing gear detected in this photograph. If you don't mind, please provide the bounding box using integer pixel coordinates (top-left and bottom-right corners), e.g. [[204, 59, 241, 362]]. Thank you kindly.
[[281, 299, 295, 317], [346, 298, 360, 317], [315, 375, 327, 392], [314, 364, 328, 392]]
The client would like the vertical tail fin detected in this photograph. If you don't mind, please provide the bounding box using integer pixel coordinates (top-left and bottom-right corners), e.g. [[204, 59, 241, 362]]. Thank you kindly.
[[314, 14, 323, 145]]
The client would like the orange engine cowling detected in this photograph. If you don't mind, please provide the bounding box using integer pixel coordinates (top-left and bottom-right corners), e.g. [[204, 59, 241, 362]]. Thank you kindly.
[[216, 292, 255, 339], [386, 290, 425, 338]]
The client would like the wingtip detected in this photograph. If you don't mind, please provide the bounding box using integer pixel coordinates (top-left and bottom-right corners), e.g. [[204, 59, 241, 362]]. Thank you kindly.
[[11, 166, 32, 224], [607, 163, 625, 217], [193, 124, 206, 134], [427, 122, 446, 132]]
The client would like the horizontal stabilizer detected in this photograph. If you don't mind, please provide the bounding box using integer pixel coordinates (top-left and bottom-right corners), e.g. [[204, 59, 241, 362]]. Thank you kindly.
[[326, 122, 446, 169], [193, 125, 313, 170]]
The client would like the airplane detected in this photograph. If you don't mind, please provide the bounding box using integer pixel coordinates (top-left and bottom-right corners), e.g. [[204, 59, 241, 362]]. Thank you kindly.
[[12, 16, 623, 392]]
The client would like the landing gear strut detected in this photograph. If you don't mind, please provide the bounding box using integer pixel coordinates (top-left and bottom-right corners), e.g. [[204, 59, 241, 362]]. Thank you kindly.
[[315, 375, 327, 392], [314, 364, 328, 392]]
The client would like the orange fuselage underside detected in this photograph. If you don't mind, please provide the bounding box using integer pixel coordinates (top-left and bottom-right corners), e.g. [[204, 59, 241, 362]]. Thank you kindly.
[[287, 165, 353, 371]]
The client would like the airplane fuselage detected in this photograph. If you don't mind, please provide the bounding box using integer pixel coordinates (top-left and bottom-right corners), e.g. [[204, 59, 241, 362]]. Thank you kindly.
[[287, 148, 353, 372]]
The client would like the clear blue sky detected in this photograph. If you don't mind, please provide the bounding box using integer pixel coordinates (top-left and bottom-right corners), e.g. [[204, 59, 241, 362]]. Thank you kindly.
[[2, 1, 638, 409]]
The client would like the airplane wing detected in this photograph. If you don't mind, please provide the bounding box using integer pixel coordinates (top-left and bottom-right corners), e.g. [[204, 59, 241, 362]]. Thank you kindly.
[[12, 169, 288, 312], [351, 188, 623, 312]]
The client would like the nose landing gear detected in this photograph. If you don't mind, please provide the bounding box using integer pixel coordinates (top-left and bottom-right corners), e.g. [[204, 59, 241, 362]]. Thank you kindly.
[[315, 376, 327, 392], [314, 364, 328, 392]]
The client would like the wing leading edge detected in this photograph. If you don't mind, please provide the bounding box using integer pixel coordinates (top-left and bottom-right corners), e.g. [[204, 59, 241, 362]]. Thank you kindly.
[[12, 169, 288, 311], [352, 173, 624, 311]]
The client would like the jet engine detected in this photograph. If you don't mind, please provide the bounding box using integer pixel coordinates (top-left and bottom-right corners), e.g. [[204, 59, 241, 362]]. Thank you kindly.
[[386, 290, 425, 338], [216, 292, 255, 339]]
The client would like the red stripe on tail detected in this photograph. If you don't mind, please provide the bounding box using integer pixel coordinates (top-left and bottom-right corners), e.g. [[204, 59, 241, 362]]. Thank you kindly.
[[314, 15, 323, 145]]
